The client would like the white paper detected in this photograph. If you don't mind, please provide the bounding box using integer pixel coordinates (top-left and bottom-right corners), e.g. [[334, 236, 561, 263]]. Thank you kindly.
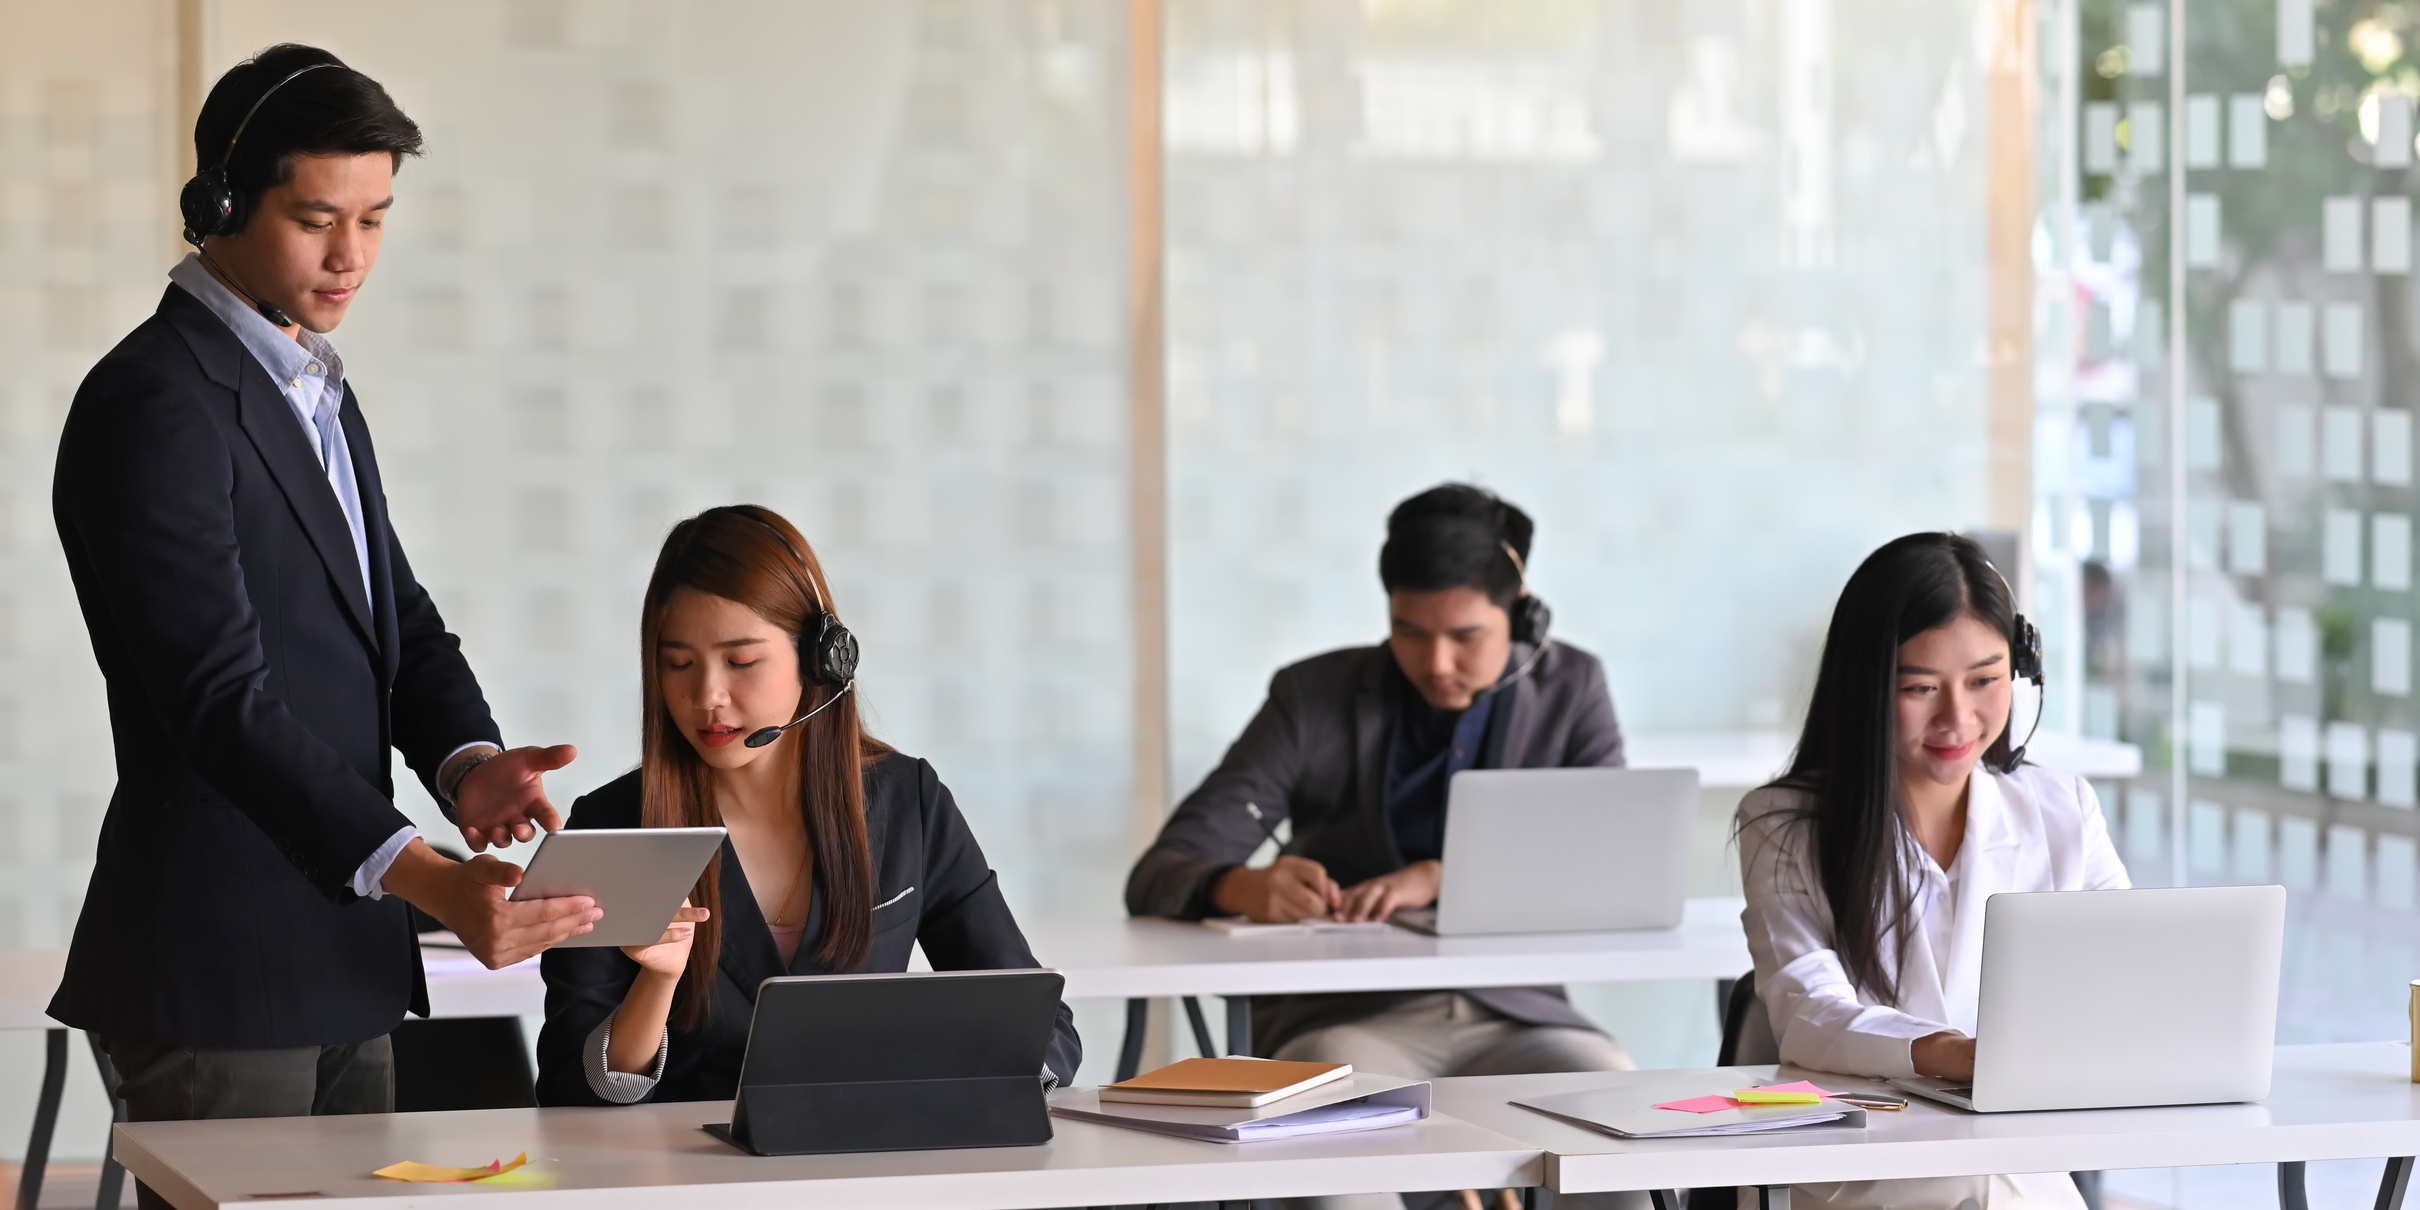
[[2329, 722, 2370, 800], [2325, 508, 2366, 585], [2325, 196, 2365, 272], [2228, 500, 2268, 575], [2275, 302, 2314, 374], [2378, 197, 2413, 273], [2186, 194, 2221, 267], [2379, 730, 2418, 808], [2281, 714, 2321, 792], [2378, 410, 2414, 485], [2376, 513, 2413, 590], [2131, 102, 2165, 173], [2229, 299, 2267, 371], [2381, 95, 2414, 169], [2191, 701, 2227, 776], [2229, 93, 2268, 168], [2277, 403, 2316, 476], [2128, 4, 2165, 74], [2325, 302, 2365, 378], [2277, 607, 2319, 683], [2324, 406, 2366, 480], [2280, 0, 2314, 65], [2187, 396, 2223, 469], [2377, 618, 2413, 696], [2084, 101, 2119, 175], [2184, 94, 2221, 168], [2189, 596, 2222, 669], [2230, 600, 2268, 677]]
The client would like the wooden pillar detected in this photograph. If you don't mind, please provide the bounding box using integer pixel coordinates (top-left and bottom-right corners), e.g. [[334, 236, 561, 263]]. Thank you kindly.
[[1127, 0, 1169, 848], [1985, 0, 2038, 535]]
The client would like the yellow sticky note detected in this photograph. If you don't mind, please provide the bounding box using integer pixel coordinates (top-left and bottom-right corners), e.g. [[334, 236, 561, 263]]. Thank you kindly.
[[1732, 1088, 1822, 1105], [373, 1151, 529, 1182]]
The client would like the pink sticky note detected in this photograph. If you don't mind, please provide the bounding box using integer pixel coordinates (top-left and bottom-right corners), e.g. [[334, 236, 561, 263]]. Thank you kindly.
[[1653, 1094, 1742, 1114]]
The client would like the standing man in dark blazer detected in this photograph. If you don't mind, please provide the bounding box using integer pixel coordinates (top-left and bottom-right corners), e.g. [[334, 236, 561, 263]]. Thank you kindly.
[[49, 44, 598, 1170], [1128, 485, 1634, 1102]]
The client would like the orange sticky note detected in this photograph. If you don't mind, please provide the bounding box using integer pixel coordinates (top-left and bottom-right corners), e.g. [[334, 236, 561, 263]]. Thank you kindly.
[[372, 1151, 529, 1182]]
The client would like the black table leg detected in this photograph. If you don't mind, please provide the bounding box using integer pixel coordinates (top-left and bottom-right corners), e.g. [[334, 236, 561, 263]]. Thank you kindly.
[[19, 1026, 68, 1210], [2378, 1156, 2416, 1210], [1182, 997, 1219, 1058], [1225, 995, 1252, 1058], [1652, 1189, 1689, 1210], [1116, 998, 1149, 1082], [2279, 1161, 2308, 1210], [87, 1032, 126, 1210], [2072, 1171, 2103, 1210]]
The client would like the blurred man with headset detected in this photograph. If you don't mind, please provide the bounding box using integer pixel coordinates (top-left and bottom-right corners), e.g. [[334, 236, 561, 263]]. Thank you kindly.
[[1128, 485, 1635, 1174], [49, 44, 596, 1175]]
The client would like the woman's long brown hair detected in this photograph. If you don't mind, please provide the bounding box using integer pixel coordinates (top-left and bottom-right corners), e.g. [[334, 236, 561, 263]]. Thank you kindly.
[[639, 505, 890, 1028]]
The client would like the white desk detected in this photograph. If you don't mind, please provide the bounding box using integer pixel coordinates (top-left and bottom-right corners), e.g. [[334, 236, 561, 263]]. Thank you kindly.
[[1428, 1044, 2420, 1195], [111, 1097, 1542, 1210]]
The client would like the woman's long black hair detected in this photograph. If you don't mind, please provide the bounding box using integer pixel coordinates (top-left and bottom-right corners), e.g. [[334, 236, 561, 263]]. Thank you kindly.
[[1766, 532, 2019, 1005]]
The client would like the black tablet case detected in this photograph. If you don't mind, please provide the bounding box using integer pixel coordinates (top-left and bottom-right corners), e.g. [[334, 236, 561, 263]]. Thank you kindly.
[[705, 969, 1062, 1156]]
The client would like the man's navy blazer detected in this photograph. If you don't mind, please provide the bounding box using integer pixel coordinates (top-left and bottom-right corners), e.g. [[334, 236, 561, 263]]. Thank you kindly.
[[48, 285, 500, 1047]]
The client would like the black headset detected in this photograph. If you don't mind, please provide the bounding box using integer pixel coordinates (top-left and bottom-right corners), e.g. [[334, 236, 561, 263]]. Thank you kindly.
[[179, 61, 345, 251], [727, 510, 860, 749], [1998, 610, 2045, 772]]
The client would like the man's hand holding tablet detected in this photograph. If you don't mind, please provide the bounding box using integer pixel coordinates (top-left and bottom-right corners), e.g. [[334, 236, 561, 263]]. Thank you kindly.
[[384, 841, 601, 969]]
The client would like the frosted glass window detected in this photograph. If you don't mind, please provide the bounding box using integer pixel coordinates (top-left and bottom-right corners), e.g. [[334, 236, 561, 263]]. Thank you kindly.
[[2188, 597, 2222, 669], [2084, 102, 2119, 174], [2189, 801, 2226, 873], [2325, 197, 2366, 272], [2382, 95, 2415, 169], [2227, 500, 2268, 575], [2325, 303, 2366, 378], [2183, 94, 2220, 169], [2282, 714, 2322, 791], [2277, 606, 2319, 683], [2130, 102, 2165, 173], [2186, 396, 2222, 469], [2277, 403, 2316, 476], [2186, 194, 2222, 267], [2378, 197, 2413, 273], [2229, 600, 2269, 677], [2382, 730, 2420, 808], [2329, 722, 2371, 799], [2282, 818, 2321, 889], [2323, 406, 2366, 479], [2128, 4, 2166, 74], [2191, 702, 2228, 775], [2280, 0, 2315, 65], [2378, 410, 2414, 485], [2377, 513, 2413, 590], [2385, 837, 2419, 908], [2229, 94, 2269, 168], [2234, 808, 2274, 881], [2228, 300, 2267, 371], [2377, 618, 2413, 695], [2325, 508, 2366, 585], [2328, 824, 2371, 899], [2275, 302, 2315, 374], [2188, 498, 2223, 569]]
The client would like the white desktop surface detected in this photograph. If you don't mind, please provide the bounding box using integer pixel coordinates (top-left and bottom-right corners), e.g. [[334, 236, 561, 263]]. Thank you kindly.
[[1429, 1043, 2420, 1192], [1026, 897, 1753, 1000], [111, 1097, 1542, 1210], [0, 949, 67, 1030]]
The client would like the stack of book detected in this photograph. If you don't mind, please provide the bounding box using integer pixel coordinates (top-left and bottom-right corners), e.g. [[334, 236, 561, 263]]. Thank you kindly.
[[1050, 1057, 1432, 1142]]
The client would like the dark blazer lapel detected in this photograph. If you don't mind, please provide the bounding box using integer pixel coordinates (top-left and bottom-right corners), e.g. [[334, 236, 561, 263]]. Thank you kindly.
[[164, 292, 377, 646], [1348, 648, 1403, 870], [338, 388, 400, 675], [716, 844, 787, 996]]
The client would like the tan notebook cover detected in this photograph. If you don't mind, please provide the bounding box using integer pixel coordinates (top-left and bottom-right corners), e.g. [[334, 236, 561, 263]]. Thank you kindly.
[[1100, 1058, 1354, 1107]]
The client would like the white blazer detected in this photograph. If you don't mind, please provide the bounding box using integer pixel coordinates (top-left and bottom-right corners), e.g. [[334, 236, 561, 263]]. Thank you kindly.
[[1736, 763, 2131, 1078]]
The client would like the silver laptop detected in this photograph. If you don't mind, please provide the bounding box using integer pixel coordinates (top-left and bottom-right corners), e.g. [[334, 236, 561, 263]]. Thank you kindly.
[[1392, 767, 1698, 936], [1891, 884, 2285, 1113]]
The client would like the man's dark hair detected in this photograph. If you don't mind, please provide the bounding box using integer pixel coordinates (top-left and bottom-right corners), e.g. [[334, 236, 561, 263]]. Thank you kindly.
[[1377, 483, 1533, 610], [192, 44, 423, 234]]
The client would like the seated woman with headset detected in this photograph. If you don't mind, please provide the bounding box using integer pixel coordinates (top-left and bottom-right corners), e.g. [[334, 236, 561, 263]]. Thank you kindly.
[[535, 505, 1081, 1105], [1736, 533, 2127, 1210]]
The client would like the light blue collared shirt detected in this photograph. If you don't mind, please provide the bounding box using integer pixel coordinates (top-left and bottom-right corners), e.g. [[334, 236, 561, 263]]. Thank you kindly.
[[169, 254, 487, 899]]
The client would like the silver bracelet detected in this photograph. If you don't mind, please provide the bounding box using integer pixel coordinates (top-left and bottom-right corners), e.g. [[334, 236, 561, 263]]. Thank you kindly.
[[440, 747, 503, 806]]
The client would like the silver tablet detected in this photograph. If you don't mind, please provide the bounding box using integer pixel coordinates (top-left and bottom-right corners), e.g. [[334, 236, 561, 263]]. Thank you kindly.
[[508, 827, 728, 948]]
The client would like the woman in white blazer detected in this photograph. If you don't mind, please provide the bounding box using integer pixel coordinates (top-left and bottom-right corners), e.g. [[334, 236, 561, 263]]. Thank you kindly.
[[1737, 533, 2129, 1210]]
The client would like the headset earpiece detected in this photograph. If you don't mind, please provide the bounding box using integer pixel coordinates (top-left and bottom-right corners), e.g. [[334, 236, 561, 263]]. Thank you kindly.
[[1998, 612, 2046, 773], [1510, 594, 1552, 647], [805, 611, 860, 688], [179, 62, 342, 248]]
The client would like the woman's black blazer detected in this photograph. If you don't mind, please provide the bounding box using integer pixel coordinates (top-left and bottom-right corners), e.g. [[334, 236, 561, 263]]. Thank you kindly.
[[535, 753, 1081, 1105]]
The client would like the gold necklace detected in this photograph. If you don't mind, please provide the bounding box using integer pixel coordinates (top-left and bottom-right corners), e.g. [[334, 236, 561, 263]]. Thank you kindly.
[[767, 852, 810, 927]]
